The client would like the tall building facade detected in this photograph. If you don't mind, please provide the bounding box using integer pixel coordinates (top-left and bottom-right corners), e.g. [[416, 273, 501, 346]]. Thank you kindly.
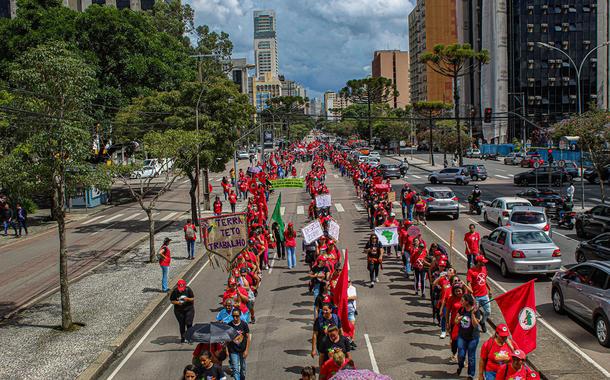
[[249, 72, 282, 112], [1, 0, 154, 17], [224, 58, 254, 95], [253, 10, 279, 78], [408, 0, 458, 103], [371, 50, 411, 108], [323, 91, 350, 120]]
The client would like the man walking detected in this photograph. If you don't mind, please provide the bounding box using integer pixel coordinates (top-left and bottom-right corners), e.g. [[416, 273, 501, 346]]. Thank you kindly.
[[466, 255, 492, 333], [15, 203, 28, 237], [183, 219, 197, 260], [463, 224, 481, 269], [2, 203, 17, 237], [170, 279, 195, 343], [566, 182, 575, 203], [227, 308, 250, 380], [158, 237, 172, 292]]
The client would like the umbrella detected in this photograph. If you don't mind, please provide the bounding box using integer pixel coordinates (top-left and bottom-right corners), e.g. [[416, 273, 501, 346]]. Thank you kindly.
[[247, 166, 261, 174], [331, 369, 392, 380], [407, 225, 421, 237], [185, 322, 239, 343]]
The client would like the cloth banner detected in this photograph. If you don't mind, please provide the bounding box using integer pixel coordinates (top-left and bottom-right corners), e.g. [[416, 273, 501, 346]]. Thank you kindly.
[[494, 280, 537, 353], [374, 226, 399, 247], [332, 249, 354, 338], [200, 213, 248, 262], [271, 193, 285, 241], [315, 193, 332, 208], [328, 219, 340, 241], [269, 178, 305, 189], [388, 191, 396, 202], [302, 220, 324, 244]]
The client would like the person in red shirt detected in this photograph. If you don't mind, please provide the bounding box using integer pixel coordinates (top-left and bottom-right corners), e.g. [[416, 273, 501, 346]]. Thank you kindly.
[[213, 196, 223, 216], [222, 277, 250, 316], [228, 190, 238, 213], [479, 323, 517, 379], [284, 223, 297, 269], [383, 213, 400, 257], [221, 177, 231, 200], [319, 350, 353, 380], [464, 223, 481, 269], [410, 240, 429, 297], [466, 255, 492, 332], [158, 237, 172, 292], [495, 349, 529, 380], [183, 219, 197, 260], [291, 166, 297, 177], [445, 284, 465, 363]]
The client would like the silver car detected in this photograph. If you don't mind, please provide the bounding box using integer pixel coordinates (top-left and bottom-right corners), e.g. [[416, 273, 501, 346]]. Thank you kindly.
[[508, 206, 551, 236], [552, 261, 610, 347], [421, 186, 460, 220], [480, 225, 562, 277], [428, 167, 470, 185]]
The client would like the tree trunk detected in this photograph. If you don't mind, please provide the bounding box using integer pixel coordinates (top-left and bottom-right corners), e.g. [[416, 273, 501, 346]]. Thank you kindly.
[[147, 208, 155, 263], [187, 171, 198, 225], [53, 176, 73, 330], [453, 74, 463, 166], [596, 167, 607, 204], [429, 115, 435, 166], [203, 168, 210, 211]]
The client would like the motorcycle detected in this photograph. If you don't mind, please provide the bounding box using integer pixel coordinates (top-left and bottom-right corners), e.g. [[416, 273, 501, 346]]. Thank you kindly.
[[469, 199, 483, 215], [557, 211, 577, 229]]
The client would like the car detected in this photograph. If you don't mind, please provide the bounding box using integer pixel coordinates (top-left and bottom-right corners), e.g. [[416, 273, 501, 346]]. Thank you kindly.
[[465, 148, 482, 158], [503, 152, 525, 165], [428, 167, 471, 185], [237, 151, 249, 160], [516, 187, 564, 209], [368, 151, 381, 159], [549, 160, 580, 178], [364, 157, 380, 167], [575, 233, 610, 263], [551, 261, 610, 347], [463, 164, 488, 181], [513, 167, 572, 186], [131, 165, 157, 179], [575, 205, 610, 238], [421, 186, 460, 220], [143, 158, 162, 174], [583, 164, 610, 184], [480, 225, 562, 277], [520, 152, 544, 168], [508, 206, 551, 236], [380, 163, 402, 179], [483, 197, 532, 226]]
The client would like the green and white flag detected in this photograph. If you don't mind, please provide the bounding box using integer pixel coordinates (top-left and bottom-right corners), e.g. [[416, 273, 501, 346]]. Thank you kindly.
[[271, 193, 285, 241]]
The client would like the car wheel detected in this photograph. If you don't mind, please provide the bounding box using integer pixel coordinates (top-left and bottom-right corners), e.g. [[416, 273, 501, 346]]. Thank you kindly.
[[456, 178, 463, 185], [595, 315, 610, 347], [552, 287, 565, 314], [430, 177, 438, 184], [576, 250, 587, 263], [575, 222, 586, 238], [453, 212, 459, 220], [500, 260, 510, 278], [472, 174, 479, 181]]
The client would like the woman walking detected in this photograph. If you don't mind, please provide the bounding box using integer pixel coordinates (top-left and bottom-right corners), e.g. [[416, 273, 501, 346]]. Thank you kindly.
[[284, 222, 297, 268], [455, 293, 483, 379], [170, 279, 195, 343], [410, 239, 429, 298], [364, 234, 384, 288]]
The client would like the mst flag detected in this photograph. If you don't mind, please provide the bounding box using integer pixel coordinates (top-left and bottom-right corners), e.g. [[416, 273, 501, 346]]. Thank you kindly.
[[494, 280, 537, 353], [271, 193, 285, 241], [333, 249, 354, 338]]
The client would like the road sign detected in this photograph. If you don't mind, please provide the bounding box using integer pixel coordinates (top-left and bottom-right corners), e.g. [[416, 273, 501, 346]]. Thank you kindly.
[[533, 161, 541, 169], [558, 160, 566, 168]]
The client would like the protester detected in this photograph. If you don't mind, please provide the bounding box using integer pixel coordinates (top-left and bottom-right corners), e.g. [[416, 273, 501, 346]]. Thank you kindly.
[[446, 283, 465, 363], [158, 237, 172, 292], [284, 222, 297, 268], [347, 279, 358, 348], [170, 279, 195, 344], [229, 189, 238, 213], [319, 349, 353, 380], [311, 303, 341, 367], [410, 240, 429, 297], [197, 350, 227, 380], [464, 224, 481, 269], [479, 324, 516, 380], [15, 203, 27, 237], [466, 255, 492, 333], [456, 293, 483, 379], [183, 219, 197, 260], [364, 233, 383, 288], [495, 349, 529, 380], [271, 222, 285, 260], [309, 258, 330, 298], [181, 364, 198, 380], [414, 195, 427, 225], [227, 309, 250, 380], [213, 196, 223, 216]]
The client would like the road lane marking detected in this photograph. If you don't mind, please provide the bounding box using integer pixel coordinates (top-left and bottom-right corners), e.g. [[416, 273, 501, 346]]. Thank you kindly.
[[333, 174, 339, 178], [553, 231, 578, 242], [509, 174, 514, 177], [335, 203, 345, 212], [296, 206, 304, 215], [107, 258, 211, 380], [160, 211, 179, 221], [354, 203, 365, 212], [421, 223, 610, 378], [494, 174, 510, 179], [280, 207, 285, 216], [81, 215, 105, 225], [412, 175, 421, 179], [268, 250, 277, 274], [182, 179, 190, 184], [497, 168, 507, 172], [139, 212, 159, 222], [215, 178, 222, 182], [122, 212, 140, 222], [364, 333, 380, 374], [590, 198, 602, 203], [100, 213, 124, 224]]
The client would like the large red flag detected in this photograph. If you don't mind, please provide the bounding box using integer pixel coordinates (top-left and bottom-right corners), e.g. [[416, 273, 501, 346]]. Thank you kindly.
[[494, 280, 537, 353], [332, 249, 354, 338]]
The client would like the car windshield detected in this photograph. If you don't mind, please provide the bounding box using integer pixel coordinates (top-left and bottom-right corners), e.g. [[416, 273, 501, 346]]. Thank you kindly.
[[511, 231, 552, 244], [511, 211, 545, 224], [430, 191, 454, 199], [506, 202, 530, 210]]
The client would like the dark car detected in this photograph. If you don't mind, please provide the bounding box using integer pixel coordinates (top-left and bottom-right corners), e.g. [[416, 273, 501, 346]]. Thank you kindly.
[[463, 164, 488, 181], [575, 233, 610, 263], [576, 205, 610, 238], [551, 160, 580, 178], [380, 163, 402, 179], [583, 164, 610, 184], [513, 167, 572, 186], [516, 187, 564, 209]]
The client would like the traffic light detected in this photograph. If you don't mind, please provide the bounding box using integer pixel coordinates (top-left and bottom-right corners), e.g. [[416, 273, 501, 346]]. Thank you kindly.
[[547, 149, 554, 163], [484, 108, 492, 123]]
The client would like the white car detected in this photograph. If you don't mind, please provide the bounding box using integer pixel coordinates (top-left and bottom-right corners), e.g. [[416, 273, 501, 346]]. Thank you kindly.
[[465, 149, 482, 158], [508, 206, 551, 236], [483, 197, 532, 226], [369, 151, 381, 159], [237, 151, 249, 160], [131, 166, 158, 179]]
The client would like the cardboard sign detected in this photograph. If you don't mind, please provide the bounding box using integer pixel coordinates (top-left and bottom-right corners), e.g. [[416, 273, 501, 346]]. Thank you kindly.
[[328, 219, 340, 241], [374, 226, 399, 247], [200, 213, 248, 262], [270, 178, 305, 189], [302, 220, 324, 244], [388, 191, 396, 202], [315, 193, 332, 208]]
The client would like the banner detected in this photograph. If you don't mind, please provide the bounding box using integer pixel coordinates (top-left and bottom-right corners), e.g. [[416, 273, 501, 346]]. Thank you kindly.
[[374, 226, 399, 246], [271, 193, 285, 241], [315, 193, 332, 208], [200, 213, 248, 262], [328, 219, 340, 241], [332, 248, 354, 338], [494, 280, 537, 353], [302, 220, 324, 244], [270, 178, 305, 189], [388, 191, 396, 202]]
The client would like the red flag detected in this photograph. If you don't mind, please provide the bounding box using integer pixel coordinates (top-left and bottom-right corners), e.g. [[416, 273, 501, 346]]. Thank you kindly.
[[494, 280, 537, 353], [332, 249, 354, 338]]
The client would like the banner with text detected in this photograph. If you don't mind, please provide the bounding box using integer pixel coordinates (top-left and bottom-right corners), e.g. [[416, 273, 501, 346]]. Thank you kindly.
[[270, 178, 305, 189], [374, 226, 399, 247], [328, 219, 340, 241], [302, 220, 324, 244], [315, 193, 332, 208], [200, 213, 248, 262]]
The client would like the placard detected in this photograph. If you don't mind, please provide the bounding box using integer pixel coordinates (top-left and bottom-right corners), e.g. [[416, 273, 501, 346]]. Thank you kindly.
[[270, 178, 305, 189], [388, 191, 396, 202], [374, 226, 399, 247], [200, 213, 248, 262], [302, 220, 324, 244], [315, 193, 332, 208], [327, 219, 340, 241]]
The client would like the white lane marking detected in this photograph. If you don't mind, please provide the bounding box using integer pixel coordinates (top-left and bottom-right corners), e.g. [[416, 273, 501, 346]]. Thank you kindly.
[[335, 203, 345, 212], [509, 174, 514, 177], [182, 179, 190, 184], [364, 333, 380, 374], [215, 178, 222, 182], [333, 174, 339, 178], [468, 217, 482, 225], [494, 174, 510, 179], [296, 206, 304, 215], [268, 250, 277, 274], [553, 231, 578, 242], [107, 259, 211, 380], [122, 212, 140, 222], [412, 175, 422, 179], [590, 198, 602, 203], [422, 223, 610, 378], [139, 213, 159, 222], [496, 168, 507, 172], [354, 203, 365, 212], [100, 213, 124, 224], [90, 214, 126, 236], [160, 211, 179, 221], [81, 215, 105, 225], [280, 207, 285, 216]]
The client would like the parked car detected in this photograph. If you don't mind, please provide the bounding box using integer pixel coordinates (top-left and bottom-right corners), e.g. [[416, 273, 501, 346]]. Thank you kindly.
[[513, 167, 572, 186], [237, 151, 249, 160], [480, 225, 562, 277], [503, 152, 526, 165], [380, 163, 402, 179], [576, 205, 610, 238], [143, 158, 162, 174], [583, 164, 610, 184], [465, 148, 482, 158], [368, 151, 381, 159], [516, 187, 564, 209], [463, 164, 488, 181], [520, 152, 544, 168], [508, 206, 551, 236], [428, 167, 470, 185], [551, 261, 610, 347], [484, 197, 532, 226], [421, 186, 460, 220], [575, 233, 610, 263], [131, 166, 157, 179], [549, 160, 580, 178], [364, 157, 380, 167]]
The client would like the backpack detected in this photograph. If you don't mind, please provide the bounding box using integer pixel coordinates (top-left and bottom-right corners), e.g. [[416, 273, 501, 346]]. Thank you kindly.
[[156, 246, 168, 261], [185, 226, 196, 240]]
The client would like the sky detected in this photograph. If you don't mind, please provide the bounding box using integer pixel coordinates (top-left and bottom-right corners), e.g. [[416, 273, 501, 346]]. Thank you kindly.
[[188, 0, 415, 99]]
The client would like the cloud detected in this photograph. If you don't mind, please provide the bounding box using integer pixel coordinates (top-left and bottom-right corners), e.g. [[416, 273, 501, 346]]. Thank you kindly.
[[187, 0, 415, 98]]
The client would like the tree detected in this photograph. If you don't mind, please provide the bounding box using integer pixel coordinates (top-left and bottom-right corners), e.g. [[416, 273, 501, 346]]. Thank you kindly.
[[340, 77, 397, 145], [194, 25, 234, 77], [553, 109, 610, 203], [7, 41, 107, 330], [421, 43, 490, 165], [435, 120, 472, 160], [148, 0, 194, 46], [413, 101, 453, 166]]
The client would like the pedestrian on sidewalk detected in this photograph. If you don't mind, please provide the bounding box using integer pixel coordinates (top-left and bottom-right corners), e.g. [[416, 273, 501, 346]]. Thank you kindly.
[[455, 293, 482, 379], [566, 182, 575, 203], [1, 203, 17, 237], [15, 202, 28, 237], [227, 309, 250, 380], [284, 222, 297, 268], [183, 219, 197, 259], [414, 195, 427, 225], [213, 196, 223, 216], [229, 190, 238, 213], [464, 224, 481, 269], [466, 255, 492, 333], [221, 177, 231, 200], [364, 233, 384, 288], [410, 240, 429, 297], [495, 350, 535, 380], [170, 279, 195, 343], [479, 324, 516, 380], [157, 237, 172, 292]]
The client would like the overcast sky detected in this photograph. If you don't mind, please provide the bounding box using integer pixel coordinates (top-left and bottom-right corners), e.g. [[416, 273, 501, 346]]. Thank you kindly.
[[188, 0, 414, 99]]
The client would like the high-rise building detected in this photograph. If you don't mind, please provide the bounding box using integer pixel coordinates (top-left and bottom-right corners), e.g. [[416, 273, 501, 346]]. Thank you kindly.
[[249, 72, 283, 112], [309, 97, 322, 116], [408, 0, 458, 103], [279, 75, 307, 98], [371, 50, 411, 108], [0, 0, 154, 17], [253, 10, 279, 78], [323, 91, 350, 120], [224, 58, 254, 95]]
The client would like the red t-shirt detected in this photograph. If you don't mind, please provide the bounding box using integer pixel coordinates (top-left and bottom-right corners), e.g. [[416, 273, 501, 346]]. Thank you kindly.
[[183, 223, 197, 241], [319, 358, 350, 380], [495, 363, 528, 380], [410, 249, 427, 270], [467, 266, 489, 296], [158, 245, 171, 267], [446, 294, 463, 341], [222, 287, 249, 313], [229, 193, 237, 204], [284, 230, 297, 247], [481, 337, 514, 373], [464, 231, 481, 255], [213, 201, 222, 214]]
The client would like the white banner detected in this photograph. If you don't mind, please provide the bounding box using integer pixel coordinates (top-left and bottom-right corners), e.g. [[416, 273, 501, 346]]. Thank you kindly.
[[327, 220, 340, 241], [302, 220, 324, 244], [374, 226, 399, 247], [315, 193, 332, 208]]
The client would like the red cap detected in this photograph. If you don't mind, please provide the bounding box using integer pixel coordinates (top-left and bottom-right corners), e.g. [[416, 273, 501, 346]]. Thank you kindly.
[[438, 260, 447, 267], [228, 277, 237, 286], [177, 279, 187, 291], [511, 349, 526, 360], [496, 323, 510, 337], [475, 255, 489, 263]]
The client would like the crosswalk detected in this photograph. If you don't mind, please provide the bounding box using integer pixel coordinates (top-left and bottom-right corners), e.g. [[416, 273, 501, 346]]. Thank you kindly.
[[494, 174, 510, 179]]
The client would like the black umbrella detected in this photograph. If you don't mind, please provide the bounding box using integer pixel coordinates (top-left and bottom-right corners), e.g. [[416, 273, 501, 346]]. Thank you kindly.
[[185, 322, 239, 343]]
